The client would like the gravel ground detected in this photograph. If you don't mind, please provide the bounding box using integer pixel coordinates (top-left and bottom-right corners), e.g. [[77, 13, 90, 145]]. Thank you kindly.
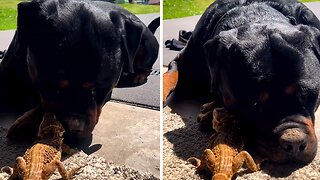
[[0, 127, 158, 180]]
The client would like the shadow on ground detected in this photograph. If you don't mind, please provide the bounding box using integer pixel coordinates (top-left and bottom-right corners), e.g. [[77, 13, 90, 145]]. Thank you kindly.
[[164, 93, 212, 160]]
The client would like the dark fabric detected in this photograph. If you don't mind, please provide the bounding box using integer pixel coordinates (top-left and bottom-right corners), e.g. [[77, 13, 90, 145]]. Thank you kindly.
[[165, 30, 193, 51]]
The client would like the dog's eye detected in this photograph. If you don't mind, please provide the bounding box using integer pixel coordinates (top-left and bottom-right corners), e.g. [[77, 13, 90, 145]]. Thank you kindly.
[[285, 84, 297, 95], [259, 92, 269, 103], [59, 80, 69, 89], [40, 83, 61, 97], [82, 82, 94, 89], [81, 82, 96, 97], [91, 88, 96, 97]]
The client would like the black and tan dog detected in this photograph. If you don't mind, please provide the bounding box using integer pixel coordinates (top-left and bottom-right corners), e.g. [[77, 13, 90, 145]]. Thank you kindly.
[[164, 0, 320, 164], [0, 0, 158, 145]]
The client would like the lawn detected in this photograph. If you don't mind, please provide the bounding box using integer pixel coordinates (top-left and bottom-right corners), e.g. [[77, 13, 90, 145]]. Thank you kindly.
[[119, 4, 159, 14], [163, 0, 212, 19], [0, 1, 159, 30], [163, 0, 320, 19], [0, 0, 21, 30]]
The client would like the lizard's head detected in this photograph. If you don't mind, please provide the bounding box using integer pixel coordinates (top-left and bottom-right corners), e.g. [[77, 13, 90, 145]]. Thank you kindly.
[[213, 108, 238, 132], [38, 113, 65, 140]]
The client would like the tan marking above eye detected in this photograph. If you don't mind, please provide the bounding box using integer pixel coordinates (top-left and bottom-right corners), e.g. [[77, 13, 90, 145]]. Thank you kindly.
[[285, 84, 298, 95], [59, 80, 69, 88], [82, 82, 94, 89], [259, 92, 269, 103], [223, 97, 235, 106]]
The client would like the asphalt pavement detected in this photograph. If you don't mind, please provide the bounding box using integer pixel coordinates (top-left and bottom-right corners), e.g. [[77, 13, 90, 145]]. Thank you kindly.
[[112, 13, 160, 109]]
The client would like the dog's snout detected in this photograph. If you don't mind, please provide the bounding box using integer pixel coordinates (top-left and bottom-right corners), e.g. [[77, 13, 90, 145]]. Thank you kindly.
[[279, 128, 307, 154], [65, 113, 86, 133]]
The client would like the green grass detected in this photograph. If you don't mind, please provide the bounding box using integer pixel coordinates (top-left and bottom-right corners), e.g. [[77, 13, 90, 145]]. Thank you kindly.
[[119, 4, 159, 14], [0, 0, 21, 30], [0, 8, 17, 30], [164, 0, 320, 19], [163, 0, 213, 19], [0, 2, 159, 30]]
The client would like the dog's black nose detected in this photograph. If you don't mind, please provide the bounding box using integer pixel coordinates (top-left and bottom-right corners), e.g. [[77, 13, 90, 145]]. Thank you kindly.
[[279, 128, 307, 154]]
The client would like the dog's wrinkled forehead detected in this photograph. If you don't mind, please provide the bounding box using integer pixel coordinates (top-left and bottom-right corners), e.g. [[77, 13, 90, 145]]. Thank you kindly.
[[27, 49, 99, 84], [215, 23, 320, 82], [218, 23, 315, 55], [206, 21, 320, 110]]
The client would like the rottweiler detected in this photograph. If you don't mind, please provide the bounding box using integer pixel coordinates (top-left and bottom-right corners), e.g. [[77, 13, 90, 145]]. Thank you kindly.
[[163, 0, 320, 164], [0, 0, 159, 145]]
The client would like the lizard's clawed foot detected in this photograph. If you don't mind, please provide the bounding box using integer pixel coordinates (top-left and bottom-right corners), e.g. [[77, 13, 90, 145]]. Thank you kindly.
[[187, 157, 201, 168], [1, 166, 13, 175]]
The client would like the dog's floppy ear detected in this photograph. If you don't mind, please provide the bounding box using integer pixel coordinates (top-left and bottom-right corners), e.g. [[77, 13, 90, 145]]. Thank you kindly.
[[110, 11, 159, 87], [0, 1, 41, 67], [17, 1, 42, 43], [204, 29, 239, 93], [204, 35, 236, 106], [121, 20, 144, 73], [295, 4, 320, 30], [204, 36, 223, 88], [312, 35, 320, 63], [110, 11, 144, 74], [307, 26, 320, 63]]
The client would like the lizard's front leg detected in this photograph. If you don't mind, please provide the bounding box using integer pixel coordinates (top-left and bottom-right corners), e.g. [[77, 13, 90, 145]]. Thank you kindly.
[[187, 149, 217, 172], [54, 160, 71, 180], [8, 157, 27, 180], [7, 165, 19, 180], [16, 157, 27, 176], [202, 149, 217, 172], [232, 151, 259, 174], [54, 160, 82, 180], [42, 160, 58, 179]]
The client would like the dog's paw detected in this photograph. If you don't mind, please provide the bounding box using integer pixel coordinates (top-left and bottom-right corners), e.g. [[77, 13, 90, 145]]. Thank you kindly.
[[197, 101, 216, 132], [7, 107, 43, 141]]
